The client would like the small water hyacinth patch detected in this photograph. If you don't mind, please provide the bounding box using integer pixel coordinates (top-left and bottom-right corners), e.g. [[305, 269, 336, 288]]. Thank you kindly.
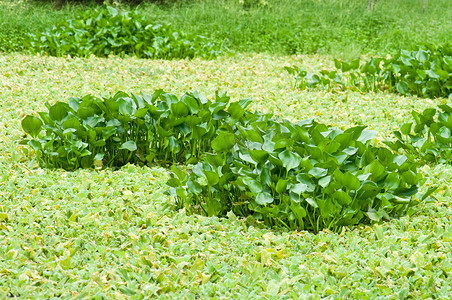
[[166, 113, 424, 233], [25, 6, 224, 59], [387, 104, 452, 165], [22, 90, 425, 233], [20, 90, 251, 170], [285, 43, 452, 99]]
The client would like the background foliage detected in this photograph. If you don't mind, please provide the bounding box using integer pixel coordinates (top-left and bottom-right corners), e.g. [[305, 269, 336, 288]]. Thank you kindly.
[[286, 43, 452, 98], [1, 0, 452, 57], [26, 5, 223, 59]]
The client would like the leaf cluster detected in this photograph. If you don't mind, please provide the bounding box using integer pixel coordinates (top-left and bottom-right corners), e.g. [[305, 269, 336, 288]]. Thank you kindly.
[[25, 6, 224, 59], [168, 115, 420, 233], [286, 43, 452, 99], [22, 90, 423, 232], [21, 90, 243, 170], [388, 104, 452, 165]]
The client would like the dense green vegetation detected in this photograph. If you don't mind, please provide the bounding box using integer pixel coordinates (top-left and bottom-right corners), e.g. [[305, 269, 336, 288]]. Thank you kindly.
[[20, 90, 236, 170], [1, 0, 452, 56], [0, 49, 449, 298], [286, 43, 452, 98], [389, 105, 452, 165], [21, 89, 425, 232], [1, 0, 452, 297], [26, 6, 223, 59]]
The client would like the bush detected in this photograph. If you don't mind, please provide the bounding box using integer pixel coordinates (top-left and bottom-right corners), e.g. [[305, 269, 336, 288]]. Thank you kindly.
[[25, 6, 224, 59]]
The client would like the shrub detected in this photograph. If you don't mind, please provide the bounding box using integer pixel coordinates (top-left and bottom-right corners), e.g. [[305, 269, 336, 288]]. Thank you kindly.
[[25, 6, 224, 59]]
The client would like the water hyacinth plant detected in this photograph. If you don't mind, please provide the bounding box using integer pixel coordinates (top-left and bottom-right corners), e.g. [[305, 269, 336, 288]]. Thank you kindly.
[[21, 90, 426, 232], [286, 43, 452, 99], [25, 6, 224, 59]]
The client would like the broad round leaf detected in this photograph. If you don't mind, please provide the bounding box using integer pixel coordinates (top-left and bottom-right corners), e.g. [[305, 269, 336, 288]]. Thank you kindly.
[[120, 141, 137, 152], [49, 102, 70, 122], [333, 190, 352, 205], [357, 130, 378, 143], [396, 81, 409, 95], [344, 172, 361, 190], [21, 116, 43, 138], [211, 133, 235, 153], [204, 170, 220, 186], [308, 167, 327, 178], [278, 150, 302, 171], [255, 192, 274, 205], [118, 98, 134, 115]]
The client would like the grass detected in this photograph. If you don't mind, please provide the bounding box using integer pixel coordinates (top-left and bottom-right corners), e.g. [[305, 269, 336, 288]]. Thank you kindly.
[[1, 52, 451, 298], [1, 0, 452, 57], [0, 0, 76, 52]]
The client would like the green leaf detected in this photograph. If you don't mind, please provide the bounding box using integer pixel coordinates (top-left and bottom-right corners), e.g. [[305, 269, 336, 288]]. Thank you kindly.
[[248, 149, 269, 164], [205, 153, 224, 167], [255, 192, 274, 205], [292, 182, 308, 195], [21, 116, 43, 138], [278, 150, 302, 171], [289, 202, 306, 219], [243, 177, 263, 194], [120, 141, 137, 152], [171, 165, 187, 181], [356, 181, 380, 200], [357, 130, 377, 143], [402, 170, 418, 185], [365, 160, 386, 181], [344, 172, 361, 190], [276, 179, 289, 194], [62, 117, 81, 131], [308, 167, 327, 178], [211, 133, 235, 153], [228, 102, 245, 119], [204, 170, 219, 186], [306, 197, 318, 208], [94, 153, 104, 161], [366, 207, 381, 221], [333, 190, 352, 205], [318, 175, 331, 188], [420, 186, 438, 201], [171, 102, 189, 118], [118, 98, 134, 115], [238, 98, 252, 109], [49, 102, 70, 122], [396, 81, 409, 95], [107, 6, 119, 17], [400, 123, 412, 135], [181, 94, 200, 114]]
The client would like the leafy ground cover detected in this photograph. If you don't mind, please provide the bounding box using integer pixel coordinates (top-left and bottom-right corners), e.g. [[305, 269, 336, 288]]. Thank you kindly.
[[21, 88, 423, 233], [0, 52, 450, 297], [1, 0, 452, 57]]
